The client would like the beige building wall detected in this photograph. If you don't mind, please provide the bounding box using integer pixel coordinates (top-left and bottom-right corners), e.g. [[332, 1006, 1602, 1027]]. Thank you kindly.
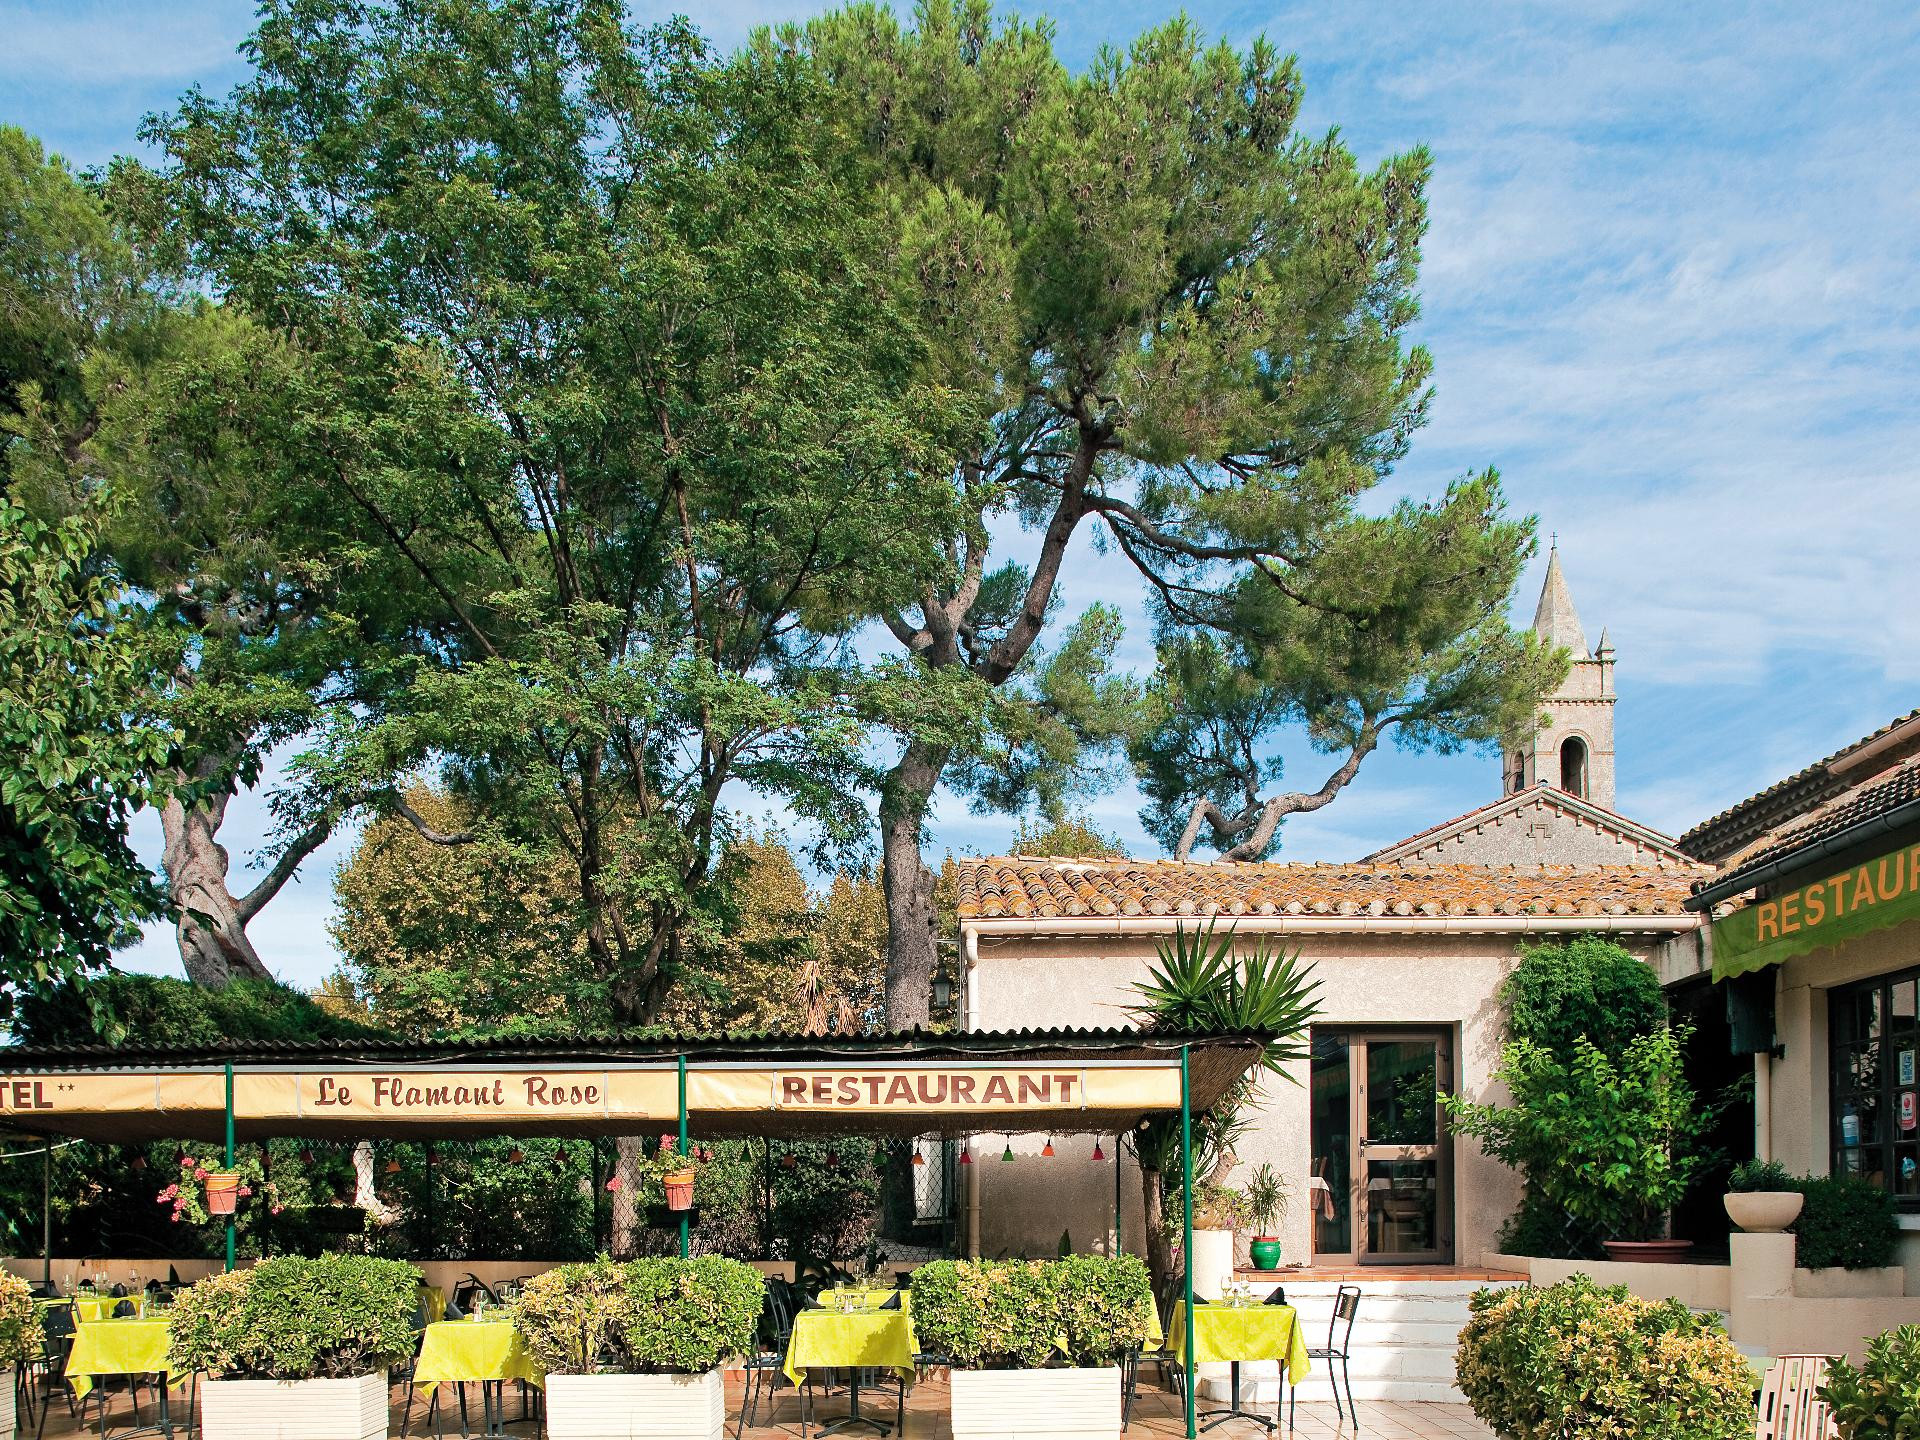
[[963, 927, 1673, 1270]]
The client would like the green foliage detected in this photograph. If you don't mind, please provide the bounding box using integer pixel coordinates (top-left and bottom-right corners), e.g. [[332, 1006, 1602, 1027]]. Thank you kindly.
[[1819, 1325, 1920, 1440], [1242, 1164, 1288, 1236], [1726, 1159, 1795, 1193], [16, 974, 375, 1048], [910, 1258, 1151, 1371], [1792, 1174, 1899, 1270], [510, 1256, 763, 1375], [1503, 937, 1666, 1061], [1455, 1275, 1755, 1440], [1443, 1026, 1709, 1242], [0, 1270, 36, 1367], [167, 1254, 418, 1380], [0, 500, 174, 1024], [1008, 811, 1129, 860]]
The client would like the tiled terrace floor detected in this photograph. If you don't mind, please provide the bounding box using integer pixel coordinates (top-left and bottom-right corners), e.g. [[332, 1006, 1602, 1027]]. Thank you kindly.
[[30, 1373, 1497, 1438]]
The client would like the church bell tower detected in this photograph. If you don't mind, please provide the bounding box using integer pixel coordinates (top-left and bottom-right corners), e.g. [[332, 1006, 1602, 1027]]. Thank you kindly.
[[1504, 543, 1617, 809]]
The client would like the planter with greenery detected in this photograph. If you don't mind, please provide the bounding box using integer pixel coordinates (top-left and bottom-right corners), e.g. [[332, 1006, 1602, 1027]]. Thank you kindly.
[[0, 1270, 37, 1440], [511, 1255, 763, 1440], [1723, 1159, 1804, 1234], [1242, 1164, 1289, 1271], [1819, 1324, 1920, 1439], [1455, 1274, 1754, 1440], [168, 1254, 417, 1440], [912, 1256, 1153, 1439]]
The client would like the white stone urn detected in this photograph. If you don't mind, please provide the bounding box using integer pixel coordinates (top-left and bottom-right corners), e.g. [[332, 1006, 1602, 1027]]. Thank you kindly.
[[949, 1366, 1123, 1439], [199, 1372, 387, 1440], [1724, 1190, 1804, 1234], [545, 1370, 725, 1440]]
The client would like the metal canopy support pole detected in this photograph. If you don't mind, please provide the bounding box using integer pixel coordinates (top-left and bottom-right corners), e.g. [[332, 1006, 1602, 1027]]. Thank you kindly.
[[224, 1062, 237, 1273], [1181, 1044, 1196, 1440], [42, 1137, 51, 1290], [677, 1055, 689, 1259]]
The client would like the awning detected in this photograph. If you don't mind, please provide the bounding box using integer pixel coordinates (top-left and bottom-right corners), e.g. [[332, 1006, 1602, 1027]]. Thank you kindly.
[[1711, 842, 1920, 981], [0, 1028, 1265, 1144]]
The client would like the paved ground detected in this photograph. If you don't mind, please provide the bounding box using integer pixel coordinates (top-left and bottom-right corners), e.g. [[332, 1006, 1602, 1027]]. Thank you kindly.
[[31, 1372, 1498, 1438]]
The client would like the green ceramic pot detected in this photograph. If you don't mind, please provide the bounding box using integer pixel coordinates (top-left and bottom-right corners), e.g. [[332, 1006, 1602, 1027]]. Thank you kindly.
[[1248, 1237, 1283, 1271]]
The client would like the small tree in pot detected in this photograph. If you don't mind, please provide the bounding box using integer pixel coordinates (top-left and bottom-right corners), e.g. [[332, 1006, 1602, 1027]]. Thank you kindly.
[[1242, 1165, 1289, 1271], [511, 1255, 763, 1440], [168, 1254, 417, 1440]]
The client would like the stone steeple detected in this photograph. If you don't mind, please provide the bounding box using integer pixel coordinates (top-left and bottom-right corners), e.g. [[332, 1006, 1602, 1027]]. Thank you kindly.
[[1503, 543, 1617, 808]]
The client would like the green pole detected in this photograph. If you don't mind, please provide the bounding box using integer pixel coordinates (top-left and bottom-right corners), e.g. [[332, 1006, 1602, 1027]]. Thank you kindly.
[[1181, 1044, 1195, 1440], [677, 1055, 689, 1259], [223, 1062, 236, 1274]]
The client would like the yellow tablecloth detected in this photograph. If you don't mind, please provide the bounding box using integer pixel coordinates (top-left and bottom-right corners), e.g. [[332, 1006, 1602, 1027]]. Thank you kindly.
[[64, 1317, 182, 1399], [418, 1285, 447, 1323], [71, 1295, 145, 1322], [413, 1320, 544, 1397], [1167, 1303, 1309, 1384], [783, 1305, 916, 1388]]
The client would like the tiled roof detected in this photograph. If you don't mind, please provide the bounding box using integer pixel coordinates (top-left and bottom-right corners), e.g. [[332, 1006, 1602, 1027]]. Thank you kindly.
[[1363, 785, 1691, 865], [955, 857, 1708, 922], [1712, 751, 1920, 885], [1680, 707, 1920, 860]]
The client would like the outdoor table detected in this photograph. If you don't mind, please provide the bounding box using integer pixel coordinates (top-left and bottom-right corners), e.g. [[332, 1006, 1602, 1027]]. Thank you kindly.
[[783, 1295, 915, 1436], [72, 1295, 146, 1322], [64, 1315, 185, 1438], [413, 1318, 544, 1437], [1168, 1302, 1309, 1435]]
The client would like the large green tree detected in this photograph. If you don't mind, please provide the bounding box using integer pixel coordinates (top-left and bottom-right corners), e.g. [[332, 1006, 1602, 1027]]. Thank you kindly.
[[772, 2, 1563, 1022], [138, 0, 968, 1027]]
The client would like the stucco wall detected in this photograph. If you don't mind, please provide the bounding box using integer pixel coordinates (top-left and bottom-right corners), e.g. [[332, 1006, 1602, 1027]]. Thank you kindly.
[[964, 927, 1671, 1269], [1394, 798, 1680, 867]]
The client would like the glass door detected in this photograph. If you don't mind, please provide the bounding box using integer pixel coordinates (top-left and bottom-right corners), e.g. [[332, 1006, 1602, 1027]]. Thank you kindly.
[[1309, 1028, 1454, 1265]]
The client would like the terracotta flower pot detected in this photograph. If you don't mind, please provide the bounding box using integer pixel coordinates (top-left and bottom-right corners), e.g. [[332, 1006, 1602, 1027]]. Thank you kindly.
[[204, 1172, 243, 1216], [1724, 1190, 1804, 1234], [663, 1169, 696, 1211], [1601, 1238, 1694, 1264]]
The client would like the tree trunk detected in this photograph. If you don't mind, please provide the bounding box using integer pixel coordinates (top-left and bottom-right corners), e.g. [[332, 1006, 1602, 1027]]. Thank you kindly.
[[1140, 1163, 1176, 1321], [610, 1134, 644, 1258], [160, 792, 274, 987], [881, 742, 948, 1029]]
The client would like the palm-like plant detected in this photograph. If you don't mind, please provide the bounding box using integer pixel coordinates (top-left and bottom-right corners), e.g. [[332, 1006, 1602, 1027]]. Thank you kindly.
[[1125, 923, 1322, 1313]]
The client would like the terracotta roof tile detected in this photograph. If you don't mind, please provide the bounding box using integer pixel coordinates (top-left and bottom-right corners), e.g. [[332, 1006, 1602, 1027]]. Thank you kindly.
[[956, 857, 1709, 922]]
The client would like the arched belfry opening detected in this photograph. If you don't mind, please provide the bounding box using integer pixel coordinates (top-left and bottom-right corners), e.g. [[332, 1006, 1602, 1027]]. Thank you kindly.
[[1560, 735, 1589, 800]]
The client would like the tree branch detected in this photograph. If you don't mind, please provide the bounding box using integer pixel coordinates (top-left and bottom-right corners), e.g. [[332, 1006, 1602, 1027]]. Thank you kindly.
[[391, 793, 479, 847], [235, 819, 334, 922], [1175, 720, 1396, 862]]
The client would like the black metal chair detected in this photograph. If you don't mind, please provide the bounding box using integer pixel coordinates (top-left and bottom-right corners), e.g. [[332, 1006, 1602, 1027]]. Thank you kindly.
[[1292, 1284, 1361, 1430], [735, 1278, 796, 1437]]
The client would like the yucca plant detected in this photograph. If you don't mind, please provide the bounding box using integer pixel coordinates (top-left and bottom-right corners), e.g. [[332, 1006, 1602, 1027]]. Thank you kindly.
[[1127, 923, 1321, 1313]]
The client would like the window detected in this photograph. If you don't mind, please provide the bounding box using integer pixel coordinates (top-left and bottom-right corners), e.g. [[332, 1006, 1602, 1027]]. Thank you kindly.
[[1829, 967, 1920, 1208], [1559, 736, 1589, 798]]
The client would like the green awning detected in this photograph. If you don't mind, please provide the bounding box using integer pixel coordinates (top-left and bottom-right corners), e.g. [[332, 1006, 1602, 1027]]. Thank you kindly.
[[1712, 842, 1920, 980]]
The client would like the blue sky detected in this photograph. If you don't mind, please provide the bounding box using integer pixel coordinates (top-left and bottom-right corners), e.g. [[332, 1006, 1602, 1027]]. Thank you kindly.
[[6, 0, 1919, 987]]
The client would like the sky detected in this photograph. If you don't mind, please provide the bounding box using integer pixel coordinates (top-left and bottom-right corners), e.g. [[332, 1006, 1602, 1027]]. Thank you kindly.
[[5, 0, 1919, 987]]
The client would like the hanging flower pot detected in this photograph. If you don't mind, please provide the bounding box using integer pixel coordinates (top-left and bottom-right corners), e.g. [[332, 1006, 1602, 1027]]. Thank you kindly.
[[663, 1168, 696, 1211], [204, 1171, 243, 1216]]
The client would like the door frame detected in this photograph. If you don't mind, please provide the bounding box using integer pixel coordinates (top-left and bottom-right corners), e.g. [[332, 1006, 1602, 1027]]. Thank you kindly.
[[1311, 1025, 1457, 1266]]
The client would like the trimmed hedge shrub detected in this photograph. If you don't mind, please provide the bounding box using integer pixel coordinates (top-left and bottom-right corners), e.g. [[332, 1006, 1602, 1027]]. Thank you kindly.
[[168, 1254, 418, 1380], [0, 1271, 36, 1367], [1455, 1275, 1755, 1440], [1820, 1324, 1920, 1439], [1793, 1174, 1899, 1270], [911, 1257, 1152, 1370], [511, 1256, 762, 1375]]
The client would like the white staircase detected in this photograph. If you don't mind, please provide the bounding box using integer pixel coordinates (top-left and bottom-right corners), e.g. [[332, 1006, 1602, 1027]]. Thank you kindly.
[[1195, 1276, 1520, 1407]]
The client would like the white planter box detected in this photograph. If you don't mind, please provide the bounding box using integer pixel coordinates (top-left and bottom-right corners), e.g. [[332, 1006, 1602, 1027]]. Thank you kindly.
[[200, 1371, 387, 1440], [1, 1376, 14, 1440], [949, 1367, 1122, 1440], [545, 1370, 725, 1440]]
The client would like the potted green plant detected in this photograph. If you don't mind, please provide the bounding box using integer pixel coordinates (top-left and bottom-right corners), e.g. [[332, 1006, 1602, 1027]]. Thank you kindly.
[[1819, 1324, 1920, 1438], [1242, 1165, 1288, 1271], [1724, 1159, 1804, 1234], [168, 1254, 417, 1440], [0, 1270, 38, 1440], [157, 1152, 272, 1225], [511, 1255, 763, 1440], [912, 1256, 1152, 1440]]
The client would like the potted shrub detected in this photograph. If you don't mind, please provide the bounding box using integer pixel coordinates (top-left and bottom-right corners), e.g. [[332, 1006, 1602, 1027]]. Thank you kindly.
[[1242, 1165, 1288, 1271], [1724, 1159, 1804, 1234], [0, 1270, 38, 1440], [912, 1256, 1152, 1440], [168, 1253, 417, 1440], [512, 1255, 763, 1440], [1819, 1323, 1920, 1438], [157, 1152, 271, 1225], [1176, 1183, 1245, 1289]]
